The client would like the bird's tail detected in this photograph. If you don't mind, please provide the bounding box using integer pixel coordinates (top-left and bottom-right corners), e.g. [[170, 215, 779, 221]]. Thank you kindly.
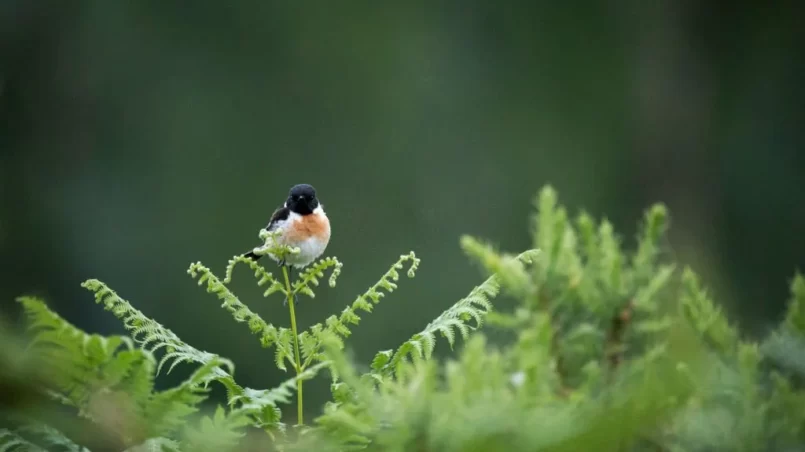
[[243, 250, 261, 261]]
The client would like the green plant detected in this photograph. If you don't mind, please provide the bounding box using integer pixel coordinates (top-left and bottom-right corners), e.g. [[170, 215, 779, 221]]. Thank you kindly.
[[299, 187, 805, 452], [3, 222, 488, 450], [3, 185, 805, 451]]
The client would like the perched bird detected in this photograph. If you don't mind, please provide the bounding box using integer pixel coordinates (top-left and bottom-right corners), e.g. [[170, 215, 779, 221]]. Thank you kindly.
[[244, 184, 331, 271]]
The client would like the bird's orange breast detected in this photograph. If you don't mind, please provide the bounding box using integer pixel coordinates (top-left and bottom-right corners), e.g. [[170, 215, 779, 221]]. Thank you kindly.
[[287, 212, 331, 242]]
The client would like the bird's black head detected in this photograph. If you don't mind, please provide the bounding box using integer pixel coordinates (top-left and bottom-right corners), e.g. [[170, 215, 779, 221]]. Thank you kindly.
[[286, 183, 319, 215]]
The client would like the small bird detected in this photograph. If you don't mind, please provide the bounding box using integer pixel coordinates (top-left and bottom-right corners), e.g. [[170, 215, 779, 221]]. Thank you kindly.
[[244, 183, 331, 273]]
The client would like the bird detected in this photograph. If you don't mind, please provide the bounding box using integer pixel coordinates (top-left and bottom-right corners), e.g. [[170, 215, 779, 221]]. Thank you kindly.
[[243, 184, 331, 295]]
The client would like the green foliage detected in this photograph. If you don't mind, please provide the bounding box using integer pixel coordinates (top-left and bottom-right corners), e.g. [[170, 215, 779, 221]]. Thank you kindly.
[[4, 184, 805, 451], [187, 260, 296, 369], [0, 429, 46, 452], [7, 293, 311, 451], [0, 423, 90, 452], [2, 226, 423, 450], [299, 185, 805, 452], [367, 248, 537, 382], [79, 279, 287, 432], [784, 273, 805, 334]]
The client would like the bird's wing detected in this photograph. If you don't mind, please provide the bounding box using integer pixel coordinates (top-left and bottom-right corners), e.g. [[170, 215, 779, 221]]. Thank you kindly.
[[266, 205, 291, 231], [244, 205, 291, 260]]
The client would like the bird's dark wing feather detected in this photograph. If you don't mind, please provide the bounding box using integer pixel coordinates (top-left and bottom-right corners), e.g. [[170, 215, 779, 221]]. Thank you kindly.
[[266, 205, 290, 231], [244, 205, 290, 261]]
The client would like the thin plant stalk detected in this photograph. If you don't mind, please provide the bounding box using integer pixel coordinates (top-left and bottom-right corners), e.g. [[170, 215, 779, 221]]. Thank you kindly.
[[282, 264, 304, 426]]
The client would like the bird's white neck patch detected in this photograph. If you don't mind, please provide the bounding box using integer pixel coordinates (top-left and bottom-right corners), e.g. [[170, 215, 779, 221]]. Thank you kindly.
[[287, 205, 324, 221]]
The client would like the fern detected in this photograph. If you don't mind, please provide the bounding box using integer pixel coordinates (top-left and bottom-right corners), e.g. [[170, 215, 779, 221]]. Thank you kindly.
[[291, 257, 344, 299], [178, 406, 253, 452], [784, 273, 805, 335], [187, 242, 419, 427], [79, 279, 328, 438], [81, 280, 231, 378], [9, 290, 330, 451], [80, 280, 239, 394], [460, 236, 540, 301], [9, 184, 805, 452], [223, 254, 285, 297], [299, 252, 421, 370], [124, 437, 180, 452], [0, 415, 99, 452], [187, 261, 294, 368], [14, 296, 206, 449], [16, 297, 159, 433], [679, 268, 739, 355], [369, 247, 539, 381], [306, 185, 805, 452], [0, 430, 46, 452], [190, 253, 344, 371], [229, 361, 329, 417], [313, 245, 541, 441]]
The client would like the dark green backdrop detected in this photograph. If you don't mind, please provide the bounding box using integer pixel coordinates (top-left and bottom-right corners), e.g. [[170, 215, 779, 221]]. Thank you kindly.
[[2, 1, 803, 420]]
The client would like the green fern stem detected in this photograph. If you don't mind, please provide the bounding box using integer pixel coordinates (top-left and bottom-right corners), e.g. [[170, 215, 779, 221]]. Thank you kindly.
[[282, 264, 305, 426]]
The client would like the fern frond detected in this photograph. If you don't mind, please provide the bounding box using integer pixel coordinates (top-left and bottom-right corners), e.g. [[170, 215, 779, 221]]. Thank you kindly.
[[374, 275, 498, 379], [179, 362, 330, 450], [363, 251, 524, 382], [187, 262, 292, 356], [633, 204, 669, 272], [28, 283, 219, 440], [81, 281, 230, 391], [299, 252, 420, 369], [337, 251, 419, 324], [760, 330, 805, 379], [0, 429, 46, 452], [124, 437, 180, 452], [533, 185, 559, 254], [11, 422, 89, 452], [1, 415, 94, 451], [299, 328, 325, 366], [460, 236, 538, 300], [678, 268, 738, 354], [82, 279, 232, 377], [784, 272, 805, 335], [598, 219, 624, 296], [232, 361, 329, 417], [632, 265, 676, 313], [82, 279, 305, 435], [179, 405, 251, 452], [16, 296, 156, 422], [370, 248, 538, 380], [253, 228, 300, 259], [273, 329, 295, 371], [292, 257, 343, 299], [142, 361, 223, 438], [222, 254, 284, 296], [530, 185, 574, 285]]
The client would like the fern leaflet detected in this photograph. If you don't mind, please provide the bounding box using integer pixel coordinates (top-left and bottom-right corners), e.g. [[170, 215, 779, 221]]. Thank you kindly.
[[187, 262, 294, 364], [370, 249, 538, 380], [298, 252, 420, 369]]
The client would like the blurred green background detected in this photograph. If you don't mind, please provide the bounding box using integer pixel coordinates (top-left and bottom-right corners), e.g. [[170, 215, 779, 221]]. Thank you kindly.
[[1, 1, 803, 421]]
